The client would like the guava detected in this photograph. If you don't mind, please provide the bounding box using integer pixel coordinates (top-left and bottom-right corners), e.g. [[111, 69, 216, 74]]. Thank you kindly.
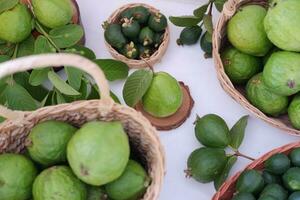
[[87, 186, 108, 200], [121, 42, 139, 59], [131, 6, 150, 24], [0, 4, 32, 43], [260, 184, 288, 200], [67, 121, 130, 186], [121, 18, 140, 39], [258, 196, 277, 200], [32, 0, 73, 29], [246, 73, 288, 116], [105, 24, 127, 50], [288, 94, 300, 129], [283, 167, 300, 191], [200, 31, 212, 55], [263, 51, 300, 96], [177, 26, 202, 46], [32, 166, 87, 200], [227, 5, 272, 56], [263, 47, 280, 65], [0, 154, 37, 200], [142, 72, 183, 118], [105, 160, 150, 200], [290, 148, 300, 167], [139, 27, 154, 46], [26, 120, 77, 166], [153, 32, 163, 48], [148, 12, 168, 32], [137, 44, 152, 59], [289, 192, 300, 200], [232, 193, 256, 200], [264, 0, 300, 52], [236, 170, 264, 194], [221, 46, 262, 84], [262, 171, 281, 185], [265, 153, 291, 175]]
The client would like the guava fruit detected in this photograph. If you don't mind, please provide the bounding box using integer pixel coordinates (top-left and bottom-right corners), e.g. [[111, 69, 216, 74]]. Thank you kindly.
[[260, 184, 288, 200], [236, 170, 264, 194], [139, 27, 154, 46], [246, 73, 289, 116], [289, 192, 300, 200], [67, 121, 130, 186], [33, 166, 87, 200], [0, 154, 37, 200], [121, 42, 139, 59], [32, 0, 73, 29], [105, 24, 127, 50], [265, 153, 291, 175], [262, 171, 281, 185], [227, 5, 272, 56], [153, 32, 163, 48], [263, 51, 300, 96], [283, 167, 300, 191], [232, 193, 256, 200], [26, 120, 77, 166], [200, 31, 212, 55], [105, 160, 150, 200], [288, 94, 300, 129], [120, 9, 133, 20], [87, 186, 108, 200], [177, 26, 202, 46], [221, 46, 262, 84], [131, 6, 150, 24], [258, 196, 278, 200], [137, 44, 152, 59], [148, 12, 168, 32], [264, 0, 300, 52], [142, 72, 183, 118], [0, 4, 32, 43], [121, 19, 140, 39], [290, 148, 300, 167]]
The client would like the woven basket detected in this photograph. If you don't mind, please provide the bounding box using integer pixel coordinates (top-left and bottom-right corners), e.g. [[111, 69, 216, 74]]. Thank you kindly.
[[0, 53, 165, 200], [212, 0, 300, 135], [212, 141, 300, 200], [105, 3, 170, 69]]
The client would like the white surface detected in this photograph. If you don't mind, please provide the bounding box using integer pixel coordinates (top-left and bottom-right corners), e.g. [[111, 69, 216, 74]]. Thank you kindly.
[[76, 0, 299, 199]]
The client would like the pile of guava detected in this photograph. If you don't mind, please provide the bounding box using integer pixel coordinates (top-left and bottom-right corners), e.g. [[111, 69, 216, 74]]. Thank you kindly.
[[0, 120, 150, 200], [222, 0, 300, 129]]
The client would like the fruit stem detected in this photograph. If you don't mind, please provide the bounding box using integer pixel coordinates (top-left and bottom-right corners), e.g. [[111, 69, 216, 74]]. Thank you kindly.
[[184, 168, 192, 178], [234, 150, 255, 161], [35, 22, 61, 52]]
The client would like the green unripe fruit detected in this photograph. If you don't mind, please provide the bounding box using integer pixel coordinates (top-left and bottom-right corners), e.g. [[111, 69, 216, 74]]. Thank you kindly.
[[120, 9, 133, 20], [87, 186, 108, 200], [200, 31, 212, 55], [288, 95, 300, 130], [121, 19, 140, 39], [142, 72, 183, 118], [148, 12, 168, 32], [105, 24, 127, 50], [290, 148, 300, 166], [236, 170, 264, 194], [265, 153, 291, 175], [232, 193, 256, 200], [289, 192, 300, 200], [131, 6, 150, 24], [138, 44, 152, 59], [121, 42, 139, 59], [139, 27, 155, 46], [153, 32, 164, 48], [283, 167, 300, 191], [260, 184, 288, 200], [177, 26, 202, 46], [262, 171, 281, 184]]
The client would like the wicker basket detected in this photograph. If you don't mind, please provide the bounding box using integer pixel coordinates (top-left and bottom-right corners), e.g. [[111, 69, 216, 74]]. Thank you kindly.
[[0, 53, 165, 200], [212, 0, 300, 135], [212, 141, 300, 200], [105, 3, 170, 69]]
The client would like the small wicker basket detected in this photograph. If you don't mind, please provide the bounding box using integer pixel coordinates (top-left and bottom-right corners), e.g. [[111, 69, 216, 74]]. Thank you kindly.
[[212, 0, 300, 135], [105, 3, 170, 69], [0, 53, 165, 200], [212, 141, 300, 200]]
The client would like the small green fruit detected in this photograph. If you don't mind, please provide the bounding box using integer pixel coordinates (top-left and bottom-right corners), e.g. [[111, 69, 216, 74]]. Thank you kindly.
[[289, 192, 300, 200], [236, 170, 264, 194], [260, 184, 288, 200], [105, 160, 150, 200], [148, 12, 168, 32], [142, 72, 183, 118], [105, 24, 127, 50], [283, 167, 300, 191], [0, 4, 32, 43], [67, 121, 130, 186], [139, 27, 155, 46], [290, 148, 300, 167], [87, 186, 108, 200], [265, 153, 291, 175], [177, 26, 202, 46], [121, 19, 140, 38], [262, 170, 281, 184], [121, 42, 139, 59], [153, 32, 164, 48], [200, 31, 213, 56], [131, 6, 150, 24], [232, 193, 256, 200], [138, 44, 152, 59], [120, 9, 133, 20], [288, 95, 300, 129]]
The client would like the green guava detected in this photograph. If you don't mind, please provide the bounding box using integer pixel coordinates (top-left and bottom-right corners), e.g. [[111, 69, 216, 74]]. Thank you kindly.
[[227, 5, 272, 56], [32, 0, 73, 28], [0, 4, 32, 43], [142, 72, 183, 118], [177, 26, 202, 46], [263, 51, 300, 96], [221, 46, 262, 84], [105, 24, 127, 50], [26, 120, 77, 166], [236, 170, 264, 194], [105, 160, 150, 200], [87, 186, 108, 200], [139, 27, 154, 46], [67, 121, 130, 186], [0, 154, 37, 200], [246, 73, 288, 116], [288, 94, 300, 129], [148, 12, 168, 32], [264, 0, 300, 51], [32, 166, 87, 200]]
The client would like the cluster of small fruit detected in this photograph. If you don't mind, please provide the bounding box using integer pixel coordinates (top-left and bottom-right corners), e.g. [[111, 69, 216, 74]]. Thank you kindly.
[[221, 0, 300, 129], [232, 149, 300, 200], [104, 6, 168, 60], [0, 120, 149, 200]]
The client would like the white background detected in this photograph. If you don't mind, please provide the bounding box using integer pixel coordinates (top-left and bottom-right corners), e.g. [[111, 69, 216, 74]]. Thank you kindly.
[[76, 0, 299, 199]]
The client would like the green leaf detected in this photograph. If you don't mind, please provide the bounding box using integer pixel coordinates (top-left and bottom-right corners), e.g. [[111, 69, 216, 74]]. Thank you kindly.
[[17, 35, 35, 58], [64, 45, 96, 60], [0, 116, 5, 123], [34, 35, 56, 54], [214, 0, 226, 12], [51, 90, 57, 105], [88, 84, 100, 100], [193, 4, 209, 19], [203, 14, 213, 34], [40, 92, 50, 107], [110, 91, 121, 104], [0, 0, 18, 14], [65, 67, 82, 91], [169, 16, 202, 27], [214, 156, 238, 190], [48, 71, 80, 96], [123, 69, 153, 107], [94, 59, 129, 81], [0, 43, 15, 56], [230, 115, 249, 150], [29, 68, 50, 86], [55, 90, 66, 104], [43, 91, 54, 106], [49, 24, 84, 48], [69, 78, 88, 101], [0, 55, 10, 63]]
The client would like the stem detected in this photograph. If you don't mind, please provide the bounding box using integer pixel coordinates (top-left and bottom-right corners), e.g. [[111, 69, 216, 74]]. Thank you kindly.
[[35, 22, 61, 52], [234, 150, 255, 161], [12, 43, 19, 59]]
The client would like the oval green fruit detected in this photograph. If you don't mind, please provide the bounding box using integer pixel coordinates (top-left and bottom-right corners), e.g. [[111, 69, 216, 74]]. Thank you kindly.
[[232, 193, 256, 200], [105, 160, 150, 200], [177, 26, 202, 46], [131, 6, 150, 24], [87, 186, 108, 200], [67, 121, 130, 186], [194, 114, 230, 148], [236, 170, 264, 194], [138, 44, 152, 59], [0, 154, 37, 200], [153, 32, 163, 48], [288, 95, 300, 129], [227, 5, 272, 56], [200, 31, 212, 55], [221, 46, 262, 84], [290, 148, 300, 167], [260, 184, 288, 200], [121, 19, 140, 39], [139, 27, 155, 46], [262, 170, 281, 184], [246, 73, 288, 116], [121, 42, 139, 59], [105, 24, 127, 50], [148, 12, 168, 32], [33, 166, 87, 200], [265, 153, 291, 175], [187, 147, 227, 183], [289, 192, 300, 200], [142, 72, 183, 118], [283, 167, 300, 191], [0, 4, 32, 43]]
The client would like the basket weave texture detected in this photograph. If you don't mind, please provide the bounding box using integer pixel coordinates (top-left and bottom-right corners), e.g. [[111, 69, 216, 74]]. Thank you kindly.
[[0, 53, 165, 200]]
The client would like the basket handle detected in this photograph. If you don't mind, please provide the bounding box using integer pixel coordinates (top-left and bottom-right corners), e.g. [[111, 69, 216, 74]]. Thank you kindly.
[[0, 53, 112, 120]]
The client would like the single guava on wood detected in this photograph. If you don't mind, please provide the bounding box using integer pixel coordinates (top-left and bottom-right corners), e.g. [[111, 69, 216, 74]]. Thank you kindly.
[[263, 51, 300, 96], [0, 154, 37, 200], [32, 166, 87, 200], [87, 186, 108, 200], [264, 0, 300, 52], [67, 121, 130, 186], [26, 120, 77, 166], [246, 73, 288, 116], [142, 72, 183, 118], [32, 0, 73, 29], [0, 4, 32, 43], [288, 94, 300, 129], [105, 160, 150, 200], [227, 5, 272, 56]]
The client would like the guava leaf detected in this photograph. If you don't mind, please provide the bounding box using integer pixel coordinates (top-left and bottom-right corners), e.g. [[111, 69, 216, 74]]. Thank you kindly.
[[0, 55, 10, 63], [123, 69, 153, 107], [230, 115, 249, 150], [17, 35, 35, 58], [214, 0, 227, 12], [49, 24, 84, 48], [65, 67, 83, 91], [110, 91, 121, 104], [169, 16, 202, 27], [55, 90, 66, 104], [193, 4, 209, 19], [214, 155, 237, 190], [94, 59, 129, 81], [203, 14, 213, 34], [34, 35, 56, 54], [0, 43, 15, 57], [48, 71, 80, 96], [87, 84, 121, 103], [40, 92, 50, 107], [0, 0, 18, 15], [0, 116, 5, 123], [64, 45, 96, 60], [29, 68, 50, 86]]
